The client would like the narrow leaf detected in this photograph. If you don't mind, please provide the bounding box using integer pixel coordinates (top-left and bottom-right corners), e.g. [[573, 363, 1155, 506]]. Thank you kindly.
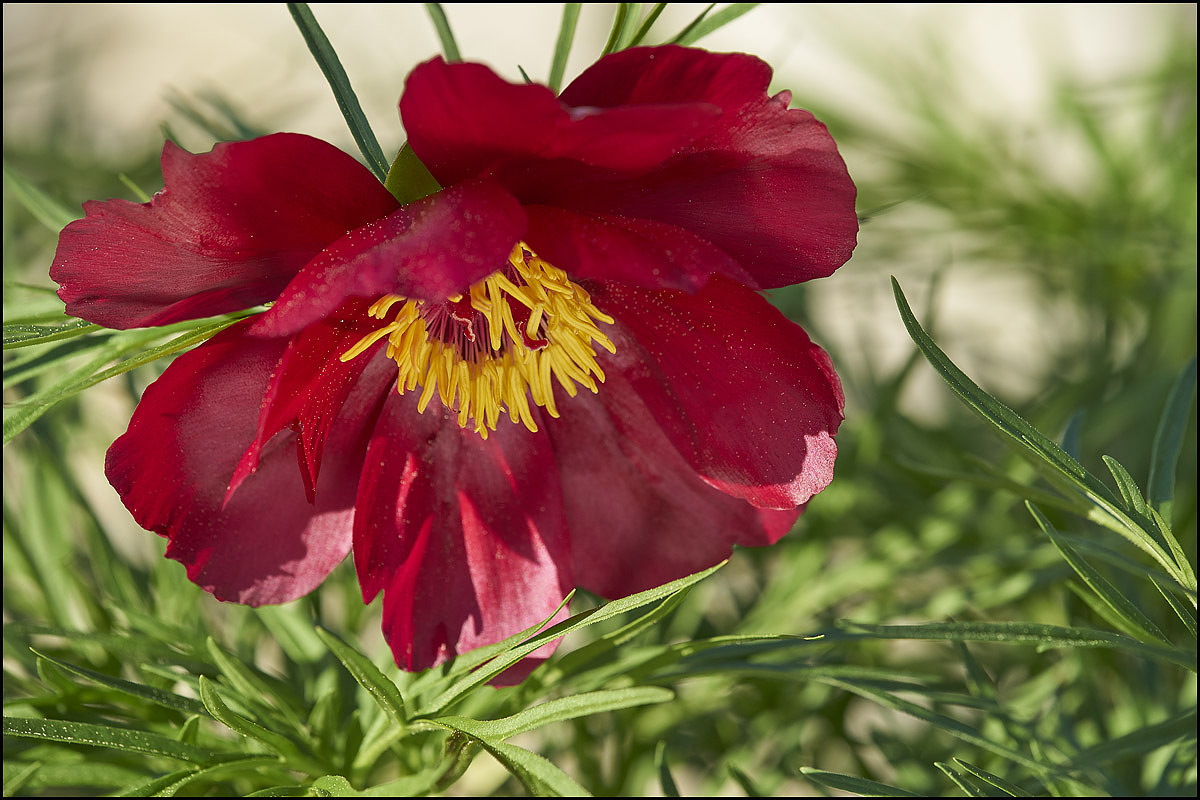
[[423, 4, 462, 62], [1102, 455, 1149, 516], [1148, 356, 1197, 519], [1028, 503, 1170, 645], [422, 563, 722, 714], [627, 3, 667, 48], [3, 161, 79, 232], [2, 716, 229, 763], [835, 620, 1195, 671], [438, 687, 673, 741], [3, 313, 247, 446], [892, 277, 1184, 584], [3, 318, 97, 349], [674, 3, 759, 46], [433, 716, 591, 796], [668, 3, 715, 44], [799, 767, 921, 797], [548, 4, 582, 92], [316, 627, 407, 727], [656, 741, 680, 797], [1069, 708, 1197, 768], [198, 677, 320, 773], [600, 4, 634, 56], [30, 649, 206, 715], [287, 3, 389, 182], [953, 758, 1033, 797], [935, 761, 986, 797]]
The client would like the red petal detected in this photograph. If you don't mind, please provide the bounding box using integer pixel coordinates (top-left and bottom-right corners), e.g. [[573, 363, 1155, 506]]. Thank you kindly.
[[549, 372, 799, 599], [230, 299, 394, 503], [400, 57, 720, 189], [551, 46, 858, 287], [105, 320, 375, 604], [52, 134, 398, 328], [252, 180, 526, 338], [353, 394, 571, 672], [592, 276, 845, 509], [523, 205, 754, 292]]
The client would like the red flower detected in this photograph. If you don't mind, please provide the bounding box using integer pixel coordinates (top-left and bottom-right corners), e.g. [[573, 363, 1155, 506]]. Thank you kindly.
[[50, 46, 856, 675]]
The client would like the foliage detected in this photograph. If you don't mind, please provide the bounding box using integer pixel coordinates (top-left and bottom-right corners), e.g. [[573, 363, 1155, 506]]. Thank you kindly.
[[4, 4, 1195, 796]]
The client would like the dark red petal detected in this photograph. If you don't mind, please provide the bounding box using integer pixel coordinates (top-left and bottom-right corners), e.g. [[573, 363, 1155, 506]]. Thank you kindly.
[[52, 134, 398, 329], [353, 394, 571, 672], [592, 276, 845, 509], [230, 299, 394, 503], [523, 205, 754, 292], [549, 372, 800, 599], [105, 320, 377, 604], [252, 180, 526, 338], [550, 46, 858, 287], [400, 57, 720, 188]]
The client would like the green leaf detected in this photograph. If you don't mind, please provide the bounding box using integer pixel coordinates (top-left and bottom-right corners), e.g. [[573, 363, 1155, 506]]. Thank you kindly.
[[673, 3, 759, 46], [655, 741, 680, 797], [2, 760, 42, 796], [3, 317, 98, 349], [548, 4, 582, 92], [600, 4, 636, 57], [799, 767, 921, 797], [891, 277, 1188, 588], [1148, 356, 1197, 520], [423, 3, 461, 62], [834, 620, 1196, 671], [315, 627, 407, 728], [1102, 455, 1150, 517], [421, 563, 723, 714], [30, 649, 207, 715], [204, 638, 308, 732], [1028, 503, 1170, 645], [935, 761, 986, 797], [952, 758, 1033, 797], [436, 687, 673, 741], [197, 677, 321, 774], [2, 161, 80, 232], [727, 764, 765, 797], [627, 3, 667, 48], [819, 678, 1045, 773], [1068, 708, 1197, 768], [287, 3, 389, 182], [384, 143, 442, 206], [3, 313, 248, 446], [432, 716, 591, 796], [2, 716, 230, 763]]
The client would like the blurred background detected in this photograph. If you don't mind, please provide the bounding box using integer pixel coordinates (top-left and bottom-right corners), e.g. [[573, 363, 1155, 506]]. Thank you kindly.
[[4, 4, 1196, 796]]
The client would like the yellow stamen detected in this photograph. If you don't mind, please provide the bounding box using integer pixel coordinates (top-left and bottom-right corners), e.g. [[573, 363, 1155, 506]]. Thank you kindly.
[[340, 243, 615, 439]]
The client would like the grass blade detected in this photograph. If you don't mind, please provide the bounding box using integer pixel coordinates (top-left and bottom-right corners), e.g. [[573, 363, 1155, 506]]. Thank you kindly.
[[423, 4, 461, 62], [1028, 502, 1170, 645], [3, 162, 80, 232], [548, 4, 582, 92], [1148, 356, 1197, 520], [799, 767, 921, 797], [674, 3, 759, 46], [315, 627, 407, 728], [2, 717, 230, 763], [287, 3, 388, 182], [431, 716, 591, 796]]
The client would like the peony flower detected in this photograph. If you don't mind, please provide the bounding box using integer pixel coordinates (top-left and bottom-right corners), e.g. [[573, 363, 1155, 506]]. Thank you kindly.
[[50, 45, 856, 675]]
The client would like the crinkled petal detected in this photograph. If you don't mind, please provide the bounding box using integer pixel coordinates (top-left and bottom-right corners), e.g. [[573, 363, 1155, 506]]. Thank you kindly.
[[550, 371, 799, 599], [547, 46, 858, 287], [400, 57, 720, 188], [52, 134, 398, 328], [354, 394, 571, 672], [523, 205, 754, 292], [252, 180, 526, 338], [230, 299, 395, 503], [105, 320, 381, 604], [592, 276, 844, 509]]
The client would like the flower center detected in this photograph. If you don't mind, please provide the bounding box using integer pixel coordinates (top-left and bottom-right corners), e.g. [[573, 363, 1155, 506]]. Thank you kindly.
[[340, 243, 615, 438]]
